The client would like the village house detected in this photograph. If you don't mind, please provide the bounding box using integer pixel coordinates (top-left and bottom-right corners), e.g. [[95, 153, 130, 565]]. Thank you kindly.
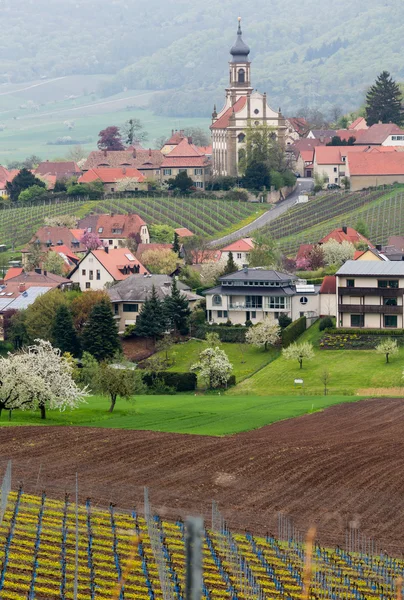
[[210, 18, 286, 177], [382, 236, 404, 261], [284, 117, 308, 146], [319, 276, 337, 317], [204, 268, 320, 325], [78, 167, 147, 193], [34, 161, 81, 181], [107, 274, 201, 333], [69, 247, 148, 291], [161, 138, 211, 189], [78, 213, 150, 248], [346, 152, 404, 191], [220, 238, 254, 267], [82, 148, 164, 180], [336, 260, 404, 329], [319, 226, 373, 247], [21, 226, 87, 268]]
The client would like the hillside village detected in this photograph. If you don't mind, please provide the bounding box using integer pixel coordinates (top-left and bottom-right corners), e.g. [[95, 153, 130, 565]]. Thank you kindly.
[[3, 10, 404, 599]]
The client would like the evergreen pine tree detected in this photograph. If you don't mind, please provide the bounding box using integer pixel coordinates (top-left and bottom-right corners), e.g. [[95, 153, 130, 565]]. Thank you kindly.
[[52, 304, 81, 357], [173, 232, 180, 255], [365, 71, 404, 126], [164, 278, 191, 335], [135, 285, 167, 340], [223, 251, 237, 275], [81, 299, 120, 361]]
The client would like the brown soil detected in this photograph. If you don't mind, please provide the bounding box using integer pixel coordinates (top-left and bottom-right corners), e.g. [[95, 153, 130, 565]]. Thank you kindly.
[[1, 397, 404, 552]]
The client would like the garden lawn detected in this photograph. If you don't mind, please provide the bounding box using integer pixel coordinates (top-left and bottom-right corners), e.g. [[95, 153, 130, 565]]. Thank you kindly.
[[0, 394, 361, 436], [158, 339, 279, 383], [229, 345, 404, 396]]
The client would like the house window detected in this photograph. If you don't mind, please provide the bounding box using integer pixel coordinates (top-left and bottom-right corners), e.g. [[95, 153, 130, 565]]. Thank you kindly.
[[251, 311, 256, 319], [89, 270, 93, 280], [114, 304, 119, 315], [246, 296, 262, 308], [163, 169, 172, 176], [334, 178, 338, 183], [88, 227, 92, 233], [384, 297, 398, 306], [109, 240, 113, 245], [351, 314, 364, 327], [194, 168, 203, 175], [300, 296, 308, 305], [346, 279, 355, 288], [384, 315, 398, 328], [223, 310, 228, 318], [238, 133, 246, 143], [111, 188, 114, 192], [238, 68, 245, 83], [112, 229, 123, 235], [96, 270, 101, 280], [254, 108, 260, 115], [195, 182, 204, 188], [85, 282, 91, 289], [123, 304, 139, 312], [268, 297, 289, 310], [333, 167, 337, 172], [98, 227, 103, 233], [378, 280, 399, 288], [81, 269, 86, 276], [213, 294, 222, 306], [237, 253, 242, 259], [217, 310, 228, 318]]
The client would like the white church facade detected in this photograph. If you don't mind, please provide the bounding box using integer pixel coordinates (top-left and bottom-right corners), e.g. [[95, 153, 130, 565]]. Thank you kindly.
[[211, 18, 287, 177]]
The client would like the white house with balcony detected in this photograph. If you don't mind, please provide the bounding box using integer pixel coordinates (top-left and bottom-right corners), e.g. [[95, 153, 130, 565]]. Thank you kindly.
[[204, 268, 320, 325]]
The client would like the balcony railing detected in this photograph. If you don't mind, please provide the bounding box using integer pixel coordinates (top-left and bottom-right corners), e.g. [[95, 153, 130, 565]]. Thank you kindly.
[[229, 303, 263, 310], [339, 287, 402, 297], [338, 304, 402, 314]]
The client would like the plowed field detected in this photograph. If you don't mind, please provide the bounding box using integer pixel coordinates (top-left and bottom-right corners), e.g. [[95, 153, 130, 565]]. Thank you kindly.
[[1, 397, 404, 552]]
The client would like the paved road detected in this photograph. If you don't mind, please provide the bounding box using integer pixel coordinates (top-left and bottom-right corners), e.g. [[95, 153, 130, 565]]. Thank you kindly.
[[211, 178, 314, 247]]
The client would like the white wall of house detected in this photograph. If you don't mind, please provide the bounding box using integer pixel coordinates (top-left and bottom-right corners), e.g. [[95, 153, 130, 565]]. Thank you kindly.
[[382, 135, 404, 146], [220, 250, 250, 267], [98, 225, 150, 249], [70, 254, 114, 291], [320, 293, 337, 316]]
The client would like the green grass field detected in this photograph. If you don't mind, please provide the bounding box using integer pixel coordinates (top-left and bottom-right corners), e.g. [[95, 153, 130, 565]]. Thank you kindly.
[[0, 394, 362, 436], [156, 339, 279, 384]]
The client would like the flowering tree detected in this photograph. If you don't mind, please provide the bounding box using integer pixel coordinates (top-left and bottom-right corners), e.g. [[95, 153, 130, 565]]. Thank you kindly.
[[191, 346, 233, 389], [376, 338, 399, 363], [141, 248, 179, 274], [0, 340, 89, 419], [296, 257, 311, 271], [246, 320, 280, 351], [80, 231, 102, 251], [116, 177, 144, 192], [322, 239, 355, 266], [282, 342, 315, 369]]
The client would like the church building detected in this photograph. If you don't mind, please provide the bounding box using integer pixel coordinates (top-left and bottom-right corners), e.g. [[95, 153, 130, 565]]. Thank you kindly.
[[211, 18, 286, 177]]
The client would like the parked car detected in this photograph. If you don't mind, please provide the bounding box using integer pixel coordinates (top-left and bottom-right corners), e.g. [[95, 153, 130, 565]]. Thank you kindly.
[[293, 172, 301, 178], [327, 183, 341, 190]]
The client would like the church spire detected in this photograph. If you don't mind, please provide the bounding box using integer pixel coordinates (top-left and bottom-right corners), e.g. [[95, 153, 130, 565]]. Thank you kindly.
[[230, 16, 250, 63]]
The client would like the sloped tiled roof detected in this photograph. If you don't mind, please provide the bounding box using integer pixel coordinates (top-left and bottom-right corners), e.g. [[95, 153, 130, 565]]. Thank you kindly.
[[161, 156, 208, 168], [97, 214, 146, 239], [164, 131, 186, 146], [348, 151, 404, 176], [35, 161, 80, 179], [349, 117, 367, 130], [91, 248, 148, 280], [175, 227, 194, 238], [5, 270, 70, 285], [167, 138, 203, 158], [287, 117, 308, 135], [296, 244, 314, 260], [107, 274, 198, 303], [354, 123, 404, 145], [83, 150, 164, 171], [78, 167, 145, 184], [221, 238, 254, 252], [319, 227, 373, 247], [314, 147, 344, 165], [211, 97, 247, 130], [23, 226, 86, 253], [319, 275, 336, 294]]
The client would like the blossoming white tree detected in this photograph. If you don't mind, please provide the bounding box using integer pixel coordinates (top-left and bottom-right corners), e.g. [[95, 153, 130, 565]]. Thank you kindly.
[[322, 239, 355, 267], [0, 340, 89, 419], [282, 341, 315, 369], [116, 177, 144, 192], [246, 320, 281, 351], [191, 346, 233, 389], [376, 338, 398, 363]]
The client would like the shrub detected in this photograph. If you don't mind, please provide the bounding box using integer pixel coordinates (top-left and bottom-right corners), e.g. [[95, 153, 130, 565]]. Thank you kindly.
[[278, 314, 292, 329], [142, 371, 197, 392], [224, 187, 249, 202], [227, 374, 236, 387], [319, 317, 334, 331], [281, 316, 306, 347], [195, 325, 246, 343]]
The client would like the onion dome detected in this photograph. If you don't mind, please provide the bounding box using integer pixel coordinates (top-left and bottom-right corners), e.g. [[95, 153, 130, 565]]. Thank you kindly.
[[230, 17, 250, 63]]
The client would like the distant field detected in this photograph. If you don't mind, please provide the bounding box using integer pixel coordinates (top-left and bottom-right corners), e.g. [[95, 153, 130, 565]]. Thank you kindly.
[[0, 196, 267, 248], [0, 76, 209, 162], [261, 186, 404, 253]]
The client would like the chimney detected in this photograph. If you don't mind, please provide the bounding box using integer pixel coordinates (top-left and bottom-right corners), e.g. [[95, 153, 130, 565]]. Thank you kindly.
[[243, 267, 248, 274], [103, 149, 107, 157], [171, 129, 174, 135], [342, 226, 348, 234], [149, 148, 151, 157], [376, 244, 382, 251], [319, 135, 324, 143], [104, 246, 109, 253], [122, 167, 126, 175], [188, 137, 193, 144], [132, 149, 137, 158], [19, 283, 26, 293]]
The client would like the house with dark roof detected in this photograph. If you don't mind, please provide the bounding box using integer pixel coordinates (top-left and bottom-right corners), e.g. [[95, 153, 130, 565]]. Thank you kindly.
[[69, 247, 148, 291], [21, 226, 87, 269], [107, 274, 201, 333], [285, 117, 308, 145], [35, 161, 81, 181], [205, 268, 320, 325], [210, 19, 286, 177], [78, 167, 147, 193], [78, 214, 150, 247], [161, 138, 211, 189], [82, 148, 164, 180]]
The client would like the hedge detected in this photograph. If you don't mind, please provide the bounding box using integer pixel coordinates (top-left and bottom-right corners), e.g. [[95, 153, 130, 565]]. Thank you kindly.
[[326, 328, 404, 336], [142, 372, 197, 392], [195, 325, 247, 343], [281, 316, 306, 347]]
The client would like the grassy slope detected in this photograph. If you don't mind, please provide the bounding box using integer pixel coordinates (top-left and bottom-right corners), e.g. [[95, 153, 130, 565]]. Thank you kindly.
[[0, 394, 360, 436], [230, 321, 404, 396], [159, 339, 279, 382]]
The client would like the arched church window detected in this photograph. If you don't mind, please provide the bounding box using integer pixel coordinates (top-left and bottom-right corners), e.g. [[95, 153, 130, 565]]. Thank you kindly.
[[238, 133, 245, 143], [238, 69, 245, 83]]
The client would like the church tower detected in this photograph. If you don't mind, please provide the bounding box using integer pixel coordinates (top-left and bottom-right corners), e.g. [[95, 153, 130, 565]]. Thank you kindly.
[[211, 18, 286, 178], [227, 17, 253, 105]]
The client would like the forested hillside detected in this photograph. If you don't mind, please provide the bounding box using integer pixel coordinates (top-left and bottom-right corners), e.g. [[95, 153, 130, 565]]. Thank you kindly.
[[1, 0, 404, 116]]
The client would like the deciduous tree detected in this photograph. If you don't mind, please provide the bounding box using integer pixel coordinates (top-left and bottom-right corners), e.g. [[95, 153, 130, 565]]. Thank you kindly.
[[246, 320, 280, 351], [149, 224, 175, 243], [99, 363, 145, 413], [70, 290, 110, 334], [142, 248, 179, 274], [191, 346, 233, 389], [18, 184, 48, 203], [322, 239, 355, 266], [376, 338, 398, 364], [97, 126, 124, 151], [80, 231, 102, 251], [282, 342, 315, 369], [25, 289, 67, 342], [121, 118, 148, 145], [43, 250, 66, 276]]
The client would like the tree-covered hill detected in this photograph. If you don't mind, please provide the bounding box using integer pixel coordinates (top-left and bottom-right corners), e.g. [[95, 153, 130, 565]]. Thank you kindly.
[[2, 0, 404, 116]]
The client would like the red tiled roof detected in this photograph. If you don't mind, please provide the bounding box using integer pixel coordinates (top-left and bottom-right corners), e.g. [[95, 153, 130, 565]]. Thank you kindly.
[[83, 150, 164, 171], [95, 214, 146, 239], [287, 117, 308, 135], [348, 152, 404, 176], [349, 117, 367, 131], [314, 147, 344, 165], [78, 167, 146, 184], [23, 227, 86, 253], [5, 270, 70, 285], [353, 250, 365, 260], [367, 146, 398, 153], [221, 238, 254, 252], [165, 131, 186, 146], [319, 275, 336, 294], [91, 247, 148, 280], [335, 130, 358, 142], [35, 161, 80, 180], [300, 149, 314, 162], [175, 228, 194, 238], [4, 267, 23, 281], [319, 227, 373, 247], [166, 138, 204, 158], [53, 245, 79, 263], [161, 156, 208, 168], [0, 166, 10, 182], [197, 146, 212, 155], [354, 123, 404, 145], [210, 97, 247, 130]]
